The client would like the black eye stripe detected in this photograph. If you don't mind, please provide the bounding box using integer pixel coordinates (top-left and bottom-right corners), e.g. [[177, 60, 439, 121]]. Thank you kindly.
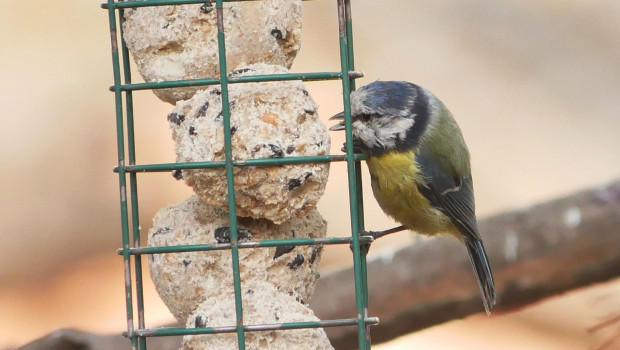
[[352, 114, 374, 123]]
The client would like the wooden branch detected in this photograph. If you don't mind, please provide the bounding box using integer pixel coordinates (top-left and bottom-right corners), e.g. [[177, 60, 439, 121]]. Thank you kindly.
[[311, 180, 620, 349]]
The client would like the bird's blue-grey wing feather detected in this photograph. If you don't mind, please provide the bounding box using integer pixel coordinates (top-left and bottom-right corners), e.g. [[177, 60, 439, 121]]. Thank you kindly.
[[414, 148, 481, 242], [415, 148, 496, 313]]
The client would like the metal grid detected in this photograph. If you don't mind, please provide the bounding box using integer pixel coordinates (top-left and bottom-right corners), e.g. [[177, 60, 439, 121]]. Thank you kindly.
[[103, 0, 378, 349]]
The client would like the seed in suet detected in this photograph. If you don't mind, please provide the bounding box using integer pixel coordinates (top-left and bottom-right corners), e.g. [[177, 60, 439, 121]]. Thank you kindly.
[[229, 67, 252, 76], [197, 101, 209, 118], [195, 314, 208, 328], [270, 28, 283, 40], [267, 144, 284, 158], [287, 178, 302, 191], [172, 169, 183, 180], [308, 246, 320, 264], [152, 227, 171, 237], [200, 1, 214, 13], [287, 172, 312, 191], [273, 245, 295, 260], [286, 253, 305, 270], [214, 227, 252, 243], [167, 112, 184, 125]]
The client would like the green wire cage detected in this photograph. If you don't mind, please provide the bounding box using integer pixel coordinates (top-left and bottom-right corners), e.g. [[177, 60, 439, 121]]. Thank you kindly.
[[103, 0, 378, 349]]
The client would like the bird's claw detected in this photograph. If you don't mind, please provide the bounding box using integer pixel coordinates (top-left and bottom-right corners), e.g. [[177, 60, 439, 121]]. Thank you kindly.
[[361, 230, 381, 240], [341, 140, 362, 153], [347, 230, 377, 254]]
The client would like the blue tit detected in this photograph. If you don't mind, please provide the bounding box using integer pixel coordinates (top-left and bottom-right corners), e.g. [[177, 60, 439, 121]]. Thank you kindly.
[[330, 80, 496, 314]]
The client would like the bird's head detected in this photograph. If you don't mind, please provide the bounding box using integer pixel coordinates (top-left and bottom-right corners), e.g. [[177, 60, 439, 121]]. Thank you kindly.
[[330, 81, 431, 155]]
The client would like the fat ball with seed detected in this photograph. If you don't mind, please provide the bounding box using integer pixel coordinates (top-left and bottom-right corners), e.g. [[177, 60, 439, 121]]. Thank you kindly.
[[122, 1, 302, 104], [148, 195, 326, 323], [170, 64, 330, 224]]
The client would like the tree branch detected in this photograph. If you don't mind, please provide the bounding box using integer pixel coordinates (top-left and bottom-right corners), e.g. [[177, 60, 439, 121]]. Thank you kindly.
[[312, 180, 620, 349]]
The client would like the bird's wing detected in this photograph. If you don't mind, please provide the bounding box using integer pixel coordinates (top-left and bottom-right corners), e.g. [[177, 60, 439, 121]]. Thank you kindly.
[[414, 148, 481, 242], [415, 147, 496, 313]]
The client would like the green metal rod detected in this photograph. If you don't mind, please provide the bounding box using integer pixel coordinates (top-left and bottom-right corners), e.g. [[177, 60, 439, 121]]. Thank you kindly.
[[118, 236, 375, 255], [345, 0, 365, 233], [215, 0, 246, 348], [118, 7, 147, 349], [111, 77, 219, 92], [103, 0, 321, 9], [228, 71, 363, 83], [343, 1, 372, 349], [336, 0, 371, 348], [106, 2, 137, 349], [128, 317, 380, 337], [113, 154, 368, 173], [109, 71, 363, 92]]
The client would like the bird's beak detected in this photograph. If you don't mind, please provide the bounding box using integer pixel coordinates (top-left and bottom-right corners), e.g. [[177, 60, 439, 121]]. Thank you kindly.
[[329, 112, 346, 131]]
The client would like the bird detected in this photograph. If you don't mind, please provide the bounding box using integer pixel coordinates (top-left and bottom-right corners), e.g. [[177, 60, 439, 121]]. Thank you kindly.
[[330, 80, 496, 314]]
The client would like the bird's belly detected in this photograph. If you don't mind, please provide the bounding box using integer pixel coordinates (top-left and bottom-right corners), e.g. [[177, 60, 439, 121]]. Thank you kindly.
[[366, 152, 452, 235]]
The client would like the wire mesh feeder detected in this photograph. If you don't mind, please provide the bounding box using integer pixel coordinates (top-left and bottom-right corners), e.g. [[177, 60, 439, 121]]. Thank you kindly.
[[103, 0, 378, 349]]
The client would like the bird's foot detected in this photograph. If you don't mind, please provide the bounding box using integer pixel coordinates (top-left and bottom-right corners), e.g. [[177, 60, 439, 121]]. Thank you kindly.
[[340, 140, 363, 153]]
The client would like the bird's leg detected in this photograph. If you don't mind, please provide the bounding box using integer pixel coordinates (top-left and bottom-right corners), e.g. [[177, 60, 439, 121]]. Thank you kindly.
[[349, 225, 407, 254], [362, 225, 407, 240]]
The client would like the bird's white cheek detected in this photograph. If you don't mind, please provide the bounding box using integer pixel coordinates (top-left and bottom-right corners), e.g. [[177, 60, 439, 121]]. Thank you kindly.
[[394, 117, 415, 140], [352, 121, 379, 147], [375, 117, 415, 146]]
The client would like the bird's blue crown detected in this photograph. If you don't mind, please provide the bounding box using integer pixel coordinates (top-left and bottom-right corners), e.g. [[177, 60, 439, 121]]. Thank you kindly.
[[358, 81, 418, 115]]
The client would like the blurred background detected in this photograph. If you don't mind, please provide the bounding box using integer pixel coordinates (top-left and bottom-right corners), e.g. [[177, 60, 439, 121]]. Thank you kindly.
[[2, 0, 620, 349]]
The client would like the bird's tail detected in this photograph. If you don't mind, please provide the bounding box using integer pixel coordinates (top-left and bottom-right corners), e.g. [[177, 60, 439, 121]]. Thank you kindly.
[[466, 239, 496, 315]]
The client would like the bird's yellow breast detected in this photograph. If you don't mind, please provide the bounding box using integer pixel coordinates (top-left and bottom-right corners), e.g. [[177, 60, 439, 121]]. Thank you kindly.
[[366, 151, 455, 236]]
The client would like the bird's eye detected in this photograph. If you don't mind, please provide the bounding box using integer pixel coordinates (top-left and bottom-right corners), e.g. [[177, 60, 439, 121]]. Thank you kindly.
[[355, 114, 371, 123]]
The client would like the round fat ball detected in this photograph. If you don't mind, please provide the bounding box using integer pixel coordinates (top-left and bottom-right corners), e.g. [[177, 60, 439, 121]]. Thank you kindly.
[[183, 282, 334, 350], [170, 64, 330, 224], [122, 1, 302, 104], [148, 195, 326, 323]]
